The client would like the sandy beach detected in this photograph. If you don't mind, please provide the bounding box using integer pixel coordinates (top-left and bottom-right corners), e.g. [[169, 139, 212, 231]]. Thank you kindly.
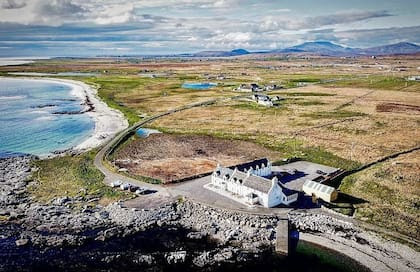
[[47, 78, 129, 152]]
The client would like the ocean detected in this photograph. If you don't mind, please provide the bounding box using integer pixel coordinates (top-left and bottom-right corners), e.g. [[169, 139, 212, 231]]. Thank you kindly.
[[0, 78, 94, 157]]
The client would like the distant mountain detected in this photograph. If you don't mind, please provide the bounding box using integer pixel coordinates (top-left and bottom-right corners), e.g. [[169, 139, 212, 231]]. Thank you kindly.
[[270, 41, 357, 56], [288, 41, 352, 53], [186, 49, 250, 57], [266, 41, 420, 56], [361, 42, 420, 55], [174, 42, 420, 58]]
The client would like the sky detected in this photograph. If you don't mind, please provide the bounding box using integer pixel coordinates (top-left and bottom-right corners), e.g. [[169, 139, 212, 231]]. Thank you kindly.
[[0, 0, 419, 57]]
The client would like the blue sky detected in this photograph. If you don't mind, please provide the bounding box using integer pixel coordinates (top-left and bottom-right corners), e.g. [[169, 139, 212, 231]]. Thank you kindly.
[[0, 0, 419, 56]]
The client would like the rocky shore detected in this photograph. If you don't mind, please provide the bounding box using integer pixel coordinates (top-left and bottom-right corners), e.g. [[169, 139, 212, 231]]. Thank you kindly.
[[0, 156, 418, 271]]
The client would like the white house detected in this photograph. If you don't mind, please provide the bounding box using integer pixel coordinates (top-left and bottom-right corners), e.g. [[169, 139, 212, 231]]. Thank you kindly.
[[252, 94, 274, 107], [235, 83, 263, 92], [407, 75, 420, 81], [210, 159, 298, 208]]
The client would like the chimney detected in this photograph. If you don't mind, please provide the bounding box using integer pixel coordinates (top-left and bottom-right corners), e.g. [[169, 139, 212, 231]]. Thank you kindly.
[[271, 176, 278, 186]]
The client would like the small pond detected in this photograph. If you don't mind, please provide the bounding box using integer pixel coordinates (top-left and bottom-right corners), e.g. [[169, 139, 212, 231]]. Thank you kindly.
[[136, 128, 161, 138], [182, 82, 217, 90]]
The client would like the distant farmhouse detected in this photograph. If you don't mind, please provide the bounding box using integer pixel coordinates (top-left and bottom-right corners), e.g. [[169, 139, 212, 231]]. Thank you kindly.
[[251, 94, 283, 107], [209, 159, 298, 208], [407, 75, 420, 81], [252, 94, 273, 107], [235, 83, 263, 92], [234, 83, 283, 92]]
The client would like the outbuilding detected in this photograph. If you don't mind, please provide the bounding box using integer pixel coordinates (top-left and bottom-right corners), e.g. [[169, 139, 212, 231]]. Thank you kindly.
[[302, 180, 338, 203]]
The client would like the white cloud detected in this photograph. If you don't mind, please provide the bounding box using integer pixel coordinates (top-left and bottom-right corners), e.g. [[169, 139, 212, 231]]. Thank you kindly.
[[93, 3, 135, 24]]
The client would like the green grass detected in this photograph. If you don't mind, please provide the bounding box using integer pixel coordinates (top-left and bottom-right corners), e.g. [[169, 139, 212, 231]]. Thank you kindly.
[[289, 78, 321, 83], [151, 127, 361, 171], [30, 150, 130, 204], [339, 164, 420, 240], [284, 98, 326, 106], [265, 138, 361, 170], [301, 110, 367, 119], [83, 77, 146, 125], [326, 126, 368, 135]]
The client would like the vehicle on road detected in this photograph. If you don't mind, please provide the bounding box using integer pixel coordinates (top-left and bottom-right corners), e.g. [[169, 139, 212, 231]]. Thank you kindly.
[[120, 183, 131, 190], [110, 180, 123, 188]]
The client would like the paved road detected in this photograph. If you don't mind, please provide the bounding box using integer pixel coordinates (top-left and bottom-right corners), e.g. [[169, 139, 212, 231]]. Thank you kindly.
[[93, 95, 292, 215], [93, 99, 225, 202], [92, 87, 420, 247], [93, 96, 268, 210]]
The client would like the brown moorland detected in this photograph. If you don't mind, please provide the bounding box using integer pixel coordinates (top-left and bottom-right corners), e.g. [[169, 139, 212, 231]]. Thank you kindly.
[[113, 133, 281, 183]]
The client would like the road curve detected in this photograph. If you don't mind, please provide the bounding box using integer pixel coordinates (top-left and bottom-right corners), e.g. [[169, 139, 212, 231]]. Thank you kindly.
[[93, 98, 222, 192]]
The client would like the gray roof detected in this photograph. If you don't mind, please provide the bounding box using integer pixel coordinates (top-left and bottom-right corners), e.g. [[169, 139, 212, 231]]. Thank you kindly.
[[214, 167, 234, 179], [234, 158, 269, 172], [231, 169, 273, 193]]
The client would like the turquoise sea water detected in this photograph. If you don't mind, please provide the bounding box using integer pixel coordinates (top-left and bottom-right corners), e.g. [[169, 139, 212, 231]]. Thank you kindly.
[[0, 78, 94, 157], [8, 72, 99, 77], [181, 82, 217, 90]]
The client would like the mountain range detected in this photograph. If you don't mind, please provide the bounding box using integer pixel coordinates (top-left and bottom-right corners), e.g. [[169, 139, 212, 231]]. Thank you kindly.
[[186, 41, 420, 57]]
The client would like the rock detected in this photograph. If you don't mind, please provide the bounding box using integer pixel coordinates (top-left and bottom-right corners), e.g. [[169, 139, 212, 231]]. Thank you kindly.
[[53, 196, 71, 206], [187, 231, 204, 240], [193, 251, 211, 267], [15, 238, 29, 247], [133, 254, 155, 265], [213, 248, 234, 262], [165, 251, 187, 264], [95, 210, 109, 220]]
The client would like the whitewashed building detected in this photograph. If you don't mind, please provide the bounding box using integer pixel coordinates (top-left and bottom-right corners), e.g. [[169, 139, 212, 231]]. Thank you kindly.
[[252, 94, 274, 107], [210, 159, 298, 207]]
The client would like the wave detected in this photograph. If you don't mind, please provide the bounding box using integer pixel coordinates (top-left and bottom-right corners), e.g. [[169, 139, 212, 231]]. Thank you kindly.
[[0, 95, 27, 100], [29, 110, 50, 115], [35, 116, 56, 121]]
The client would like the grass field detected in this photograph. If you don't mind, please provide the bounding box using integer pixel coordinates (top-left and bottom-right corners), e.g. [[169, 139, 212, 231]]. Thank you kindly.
[[2, 55, 419, 240], [30, 151, 131, 205], [339, 150, 420, 240]]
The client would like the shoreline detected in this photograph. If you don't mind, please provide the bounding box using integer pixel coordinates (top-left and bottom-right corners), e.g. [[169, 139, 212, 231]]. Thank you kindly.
[[0, 77, 129, 157], [54, 78, 129, 153]]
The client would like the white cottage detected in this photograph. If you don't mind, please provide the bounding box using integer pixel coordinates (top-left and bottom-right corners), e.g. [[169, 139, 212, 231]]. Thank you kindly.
[[211, 159, 298, 208]]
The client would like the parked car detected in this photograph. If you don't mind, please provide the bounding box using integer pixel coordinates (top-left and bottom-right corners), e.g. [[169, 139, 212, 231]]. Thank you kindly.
[[129, 185, 139, 192], [120, 183, 131, 190], [110, 180, 123, 188], [135, 188, 157, 195], [135, 188, 147, 195]]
